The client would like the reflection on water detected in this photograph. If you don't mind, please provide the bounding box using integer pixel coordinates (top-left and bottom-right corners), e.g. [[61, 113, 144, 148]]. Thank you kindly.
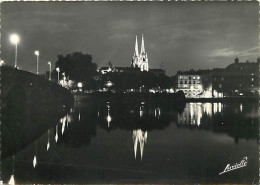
[[55, 125, 58, 143], [106, 102, 112, 128], [7, 156, 15, 185], [1, 97, 259, 184], [133, 129, 148, 160], [47, 129, 50, 151], [33, 142, 37, 168], [8, 175, 15, 185]]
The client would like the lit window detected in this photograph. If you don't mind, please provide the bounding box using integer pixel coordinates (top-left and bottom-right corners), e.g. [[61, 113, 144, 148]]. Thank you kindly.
[[251, 73, 254, 75], [252, 85, 254, 87], [221, 77, 224, 81], [197, 76, 200, 79], [179, 76, 183, 79], [219, 84, 222, 88], [193, 76, 196, 79], [252, 78, 254, 81]]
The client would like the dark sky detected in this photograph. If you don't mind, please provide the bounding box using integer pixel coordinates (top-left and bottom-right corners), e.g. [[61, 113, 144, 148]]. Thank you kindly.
[[1, 2, 259, 75]]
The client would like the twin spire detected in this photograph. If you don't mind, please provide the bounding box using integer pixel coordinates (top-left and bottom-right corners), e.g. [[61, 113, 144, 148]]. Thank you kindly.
[[134, 34, 146, 56], [132, 34, 149, 71]]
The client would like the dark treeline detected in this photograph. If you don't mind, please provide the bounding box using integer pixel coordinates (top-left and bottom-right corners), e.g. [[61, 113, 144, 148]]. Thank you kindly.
[[52, 52, 174, 91]]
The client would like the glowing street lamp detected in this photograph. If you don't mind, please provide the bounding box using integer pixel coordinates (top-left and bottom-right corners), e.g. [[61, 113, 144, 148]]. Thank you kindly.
[[0, 60, 5, 66], [10, 34, 20, 68], [48, 61, 52, 81], [56, 67, 60, 83], [77, 82, 83, 88], [34, 50, 39, 74]]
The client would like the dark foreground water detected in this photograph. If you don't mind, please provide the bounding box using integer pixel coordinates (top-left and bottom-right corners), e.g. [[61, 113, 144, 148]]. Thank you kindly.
[[1, 96, 259, 184]]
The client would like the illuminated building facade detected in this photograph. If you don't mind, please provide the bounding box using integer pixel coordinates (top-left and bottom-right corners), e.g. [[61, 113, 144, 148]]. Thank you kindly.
[[131, 34, 149, 71], [175, 71, 203, 98], [211, 57, 260, 97]]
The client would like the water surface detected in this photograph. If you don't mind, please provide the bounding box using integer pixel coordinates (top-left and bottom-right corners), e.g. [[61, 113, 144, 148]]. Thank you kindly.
[[1, 97, 259, 184]]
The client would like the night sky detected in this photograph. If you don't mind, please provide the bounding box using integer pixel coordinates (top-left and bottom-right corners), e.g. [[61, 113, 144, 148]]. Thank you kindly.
[[1, 2, 259, 75]]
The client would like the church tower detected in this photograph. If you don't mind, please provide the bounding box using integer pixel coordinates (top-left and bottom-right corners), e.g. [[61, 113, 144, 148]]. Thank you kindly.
[[131, 36, 139, 68], [131, 34, 149, 71]]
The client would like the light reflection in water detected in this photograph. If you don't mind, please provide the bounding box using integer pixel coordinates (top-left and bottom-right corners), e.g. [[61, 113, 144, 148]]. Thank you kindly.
[[78, 111, 81, 121], [140, 106, 144, 118], [107, 112, 111, 128], [61, 116, 66, 135], [107, 102, 112, 128], [33, 156, 37, 168], [213, 103, 218, 114], [55, 125, 58, 143], [197, 103, 202, 126], [133, 129, 148, 160], [177, 102, 255, 127], [8, 156, 15, 185], [47, 129, 50, 151], [203, 103, 212, 116], [154, 108, 161, 119], [8, 175, 15, 185], [67, 114, 71, 124], [179, 102, 223, 126], [33, 141, 37, 168]]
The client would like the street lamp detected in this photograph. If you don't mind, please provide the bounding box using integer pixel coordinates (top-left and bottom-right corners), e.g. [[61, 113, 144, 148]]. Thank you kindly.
[[77, 82, 83, 88], [0, 60, 5, 66], [56, 67, 60, 84], [10, 34, 20, 68], [48, 61, 52, 81], [34, 50, 39, 74]]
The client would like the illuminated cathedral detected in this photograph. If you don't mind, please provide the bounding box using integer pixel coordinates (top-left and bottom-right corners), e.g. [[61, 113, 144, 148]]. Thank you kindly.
[[131, 34, 149, 71]]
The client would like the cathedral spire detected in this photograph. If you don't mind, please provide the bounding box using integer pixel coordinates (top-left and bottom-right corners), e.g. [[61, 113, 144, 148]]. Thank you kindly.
[[134, 35, 139, 56], [140, 34, 145, 54]]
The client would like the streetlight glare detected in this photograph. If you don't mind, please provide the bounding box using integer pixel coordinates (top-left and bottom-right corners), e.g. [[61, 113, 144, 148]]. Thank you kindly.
[[56, 67, 60, 72], [77, 82, 83, 88], [48, 61, 51, 65], [34, 50, 39, 56], [0, 60, 5, 66], [10, 34, 20, 44]]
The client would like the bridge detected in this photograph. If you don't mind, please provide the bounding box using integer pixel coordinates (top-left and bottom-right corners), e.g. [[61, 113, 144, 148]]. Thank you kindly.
[[0, 66, 74, 158], [1, 66, 74, 107]]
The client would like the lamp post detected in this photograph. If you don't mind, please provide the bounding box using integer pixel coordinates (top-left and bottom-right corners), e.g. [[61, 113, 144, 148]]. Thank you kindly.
[[10, 34, 20, 68], [56, 67, 60, 84], [0, 60, 5, 66], [48, 61, 52, 81], [34, 50, 39, 74]]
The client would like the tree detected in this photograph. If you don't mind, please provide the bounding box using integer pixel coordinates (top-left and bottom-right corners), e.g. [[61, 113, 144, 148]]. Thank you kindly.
[[55, 52, 98, 89]]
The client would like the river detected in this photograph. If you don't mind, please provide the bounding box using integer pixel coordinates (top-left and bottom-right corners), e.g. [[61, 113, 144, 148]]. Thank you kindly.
[[1, 96, 259, 184]]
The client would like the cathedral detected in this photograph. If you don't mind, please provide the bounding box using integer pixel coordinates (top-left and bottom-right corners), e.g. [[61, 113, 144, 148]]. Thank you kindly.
[[131, 34, 149, 71]]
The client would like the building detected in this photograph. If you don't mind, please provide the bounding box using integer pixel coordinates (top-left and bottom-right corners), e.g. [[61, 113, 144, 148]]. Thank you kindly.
[[131, 34, 149, 71], [100, 35, 167, 75], [211, 57, 260, 97], [175, 70, 204, 98], [99, 61, 114, 74]]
